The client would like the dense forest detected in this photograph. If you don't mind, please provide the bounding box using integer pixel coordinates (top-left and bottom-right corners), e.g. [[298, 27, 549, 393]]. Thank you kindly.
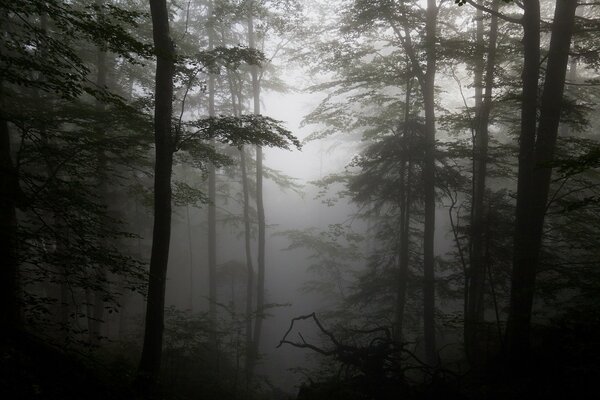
[[2, 0, 600, 399]]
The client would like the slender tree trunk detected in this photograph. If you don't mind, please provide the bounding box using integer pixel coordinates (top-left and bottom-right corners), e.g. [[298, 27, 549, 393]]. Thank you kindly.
[[395, 0, 438, 366], [465, 1, 498, 367], [248, 2, 265, 380], [118, 280, 130, 340], [507, 0, 578, 360], [34, 13, 71, 341], [394, 76, 412, 342], [225, 66, 255, 386], [92, 3, 108, 343], [473, 6, 484, 111], [0, 113, 20, 334], [507, 0, 577, 361], [185, 205, 194, 311], [421, 0, 438, 367], [137, 0, 175, 387], [506, 0, 540, 359], [86, 288, 95, 343], [59, 264, 70, 341], [240, 147, 255, 386], [0, 13, 20, 335], [207, 0, 217, 344]]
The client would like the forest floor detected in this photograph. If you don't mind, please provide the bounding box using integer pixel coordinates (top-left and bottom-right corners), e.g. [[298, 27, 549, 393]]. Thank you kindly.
[[3, 327, 600, 399], [1, 330, 135, 400]]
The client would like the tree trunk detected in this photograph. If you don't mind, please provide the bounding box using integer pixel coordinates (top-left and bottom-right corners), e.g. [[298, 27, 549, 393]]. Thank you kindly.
[[0, 114, 20, 333], [240, 147, 255, 386], [422, 0, 438, 367], [36, 12, 68, 340], [207, 0, 217, 345], [224, 66, 255, 386], [92, 3, 108, 344], [248, 2, 265, 381], [465, 0, 498, 367], [507, 0, 577, 361], [137, 0, 175, 387], [394, 75, 412, 342], [0, 17, 20, 335], [59, 268, 69, 340], [506, 0, 540, 360]]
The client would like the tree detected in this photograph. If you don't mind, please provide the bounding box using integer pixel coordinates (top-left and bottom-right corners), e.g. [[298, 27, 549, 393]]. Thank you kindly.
[[458, 0, 587, 365], [207, 0, 218, 346], [0, 87, 20, 333], [137, 1, 301, 385], [419, 0, 440, 367], [506, 0, 578, 361], [464, 0, 499, 367], [137, 0, 176, 387], [0, 0, 151, 344], [247, 1, 265, 382], [0, 4, 21, 329], [347, 0, 441, 366], [89, 0, 109, 347]]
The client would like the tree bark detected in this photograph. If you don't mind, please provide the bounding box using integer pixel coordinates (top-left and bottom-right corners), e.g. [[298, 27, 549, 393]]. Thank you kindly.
[[507, 0, 577, 361], [394, 75, 412, 342], [465, 0, 498, 367], [92, 0, 108, 344], [207, 0, 217, 345], [240, 147, 255, 386], [506, 0, 540, 360], [31, 12, 74, 343], [0, 113, 20, 333], [137, 0, 175, 387], [248, 2, 265, 381], [392, 0, 439, 366], [422, 0, 438, 367]]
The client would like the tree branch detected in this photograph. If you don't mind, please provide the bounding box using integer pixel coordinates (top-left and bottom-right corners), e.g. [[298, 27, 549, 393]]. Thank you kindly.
[[464, 0, 522, 24]]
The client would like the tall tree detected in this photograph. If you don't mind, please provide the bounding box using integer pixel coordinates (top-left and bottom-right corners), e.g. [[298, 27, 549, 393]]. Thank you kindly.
[[0, 4, 21, 333], [507, 0, 578, 361], [464, 0, 498, 366], [394, 74, 414, 342], [90, 0, 109, 346], [0, 0, 149, 342], [248, 0, 265, 381], [459, 0, 580, 364], [137, 0, 176, 386], [305, 0, 442, 364], [384, 0, 440, 365], [420, 0, 439, 366], [0, 91, 20, 334], [240, 144, 255, 385], [207, 0, 218, 345]]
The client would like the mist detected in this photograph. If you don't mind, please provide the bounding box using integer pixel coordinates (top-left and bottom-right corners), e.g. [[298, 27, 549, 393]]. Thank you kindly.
[[2, 1, 600, 399]]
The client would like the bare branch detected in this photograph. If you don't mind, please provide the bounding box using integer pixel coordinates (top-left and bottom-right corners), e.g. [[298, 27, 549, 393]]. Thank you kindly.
[[464, 0, 522, 24]]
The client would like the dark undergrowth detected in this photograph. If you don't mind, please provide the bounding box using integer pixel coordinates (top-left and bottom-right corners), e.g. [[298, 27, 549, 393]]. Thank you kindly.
[[3, 315, 600, 400], [0, 330, 134, 400], [0, 329, 291, 400], [293, 314, 600, 400]]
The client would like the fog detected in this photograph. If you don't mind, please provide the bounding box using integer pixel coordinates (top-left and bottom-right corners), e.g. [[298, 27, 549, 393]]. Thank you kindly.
[[3, 1, 600, 399]]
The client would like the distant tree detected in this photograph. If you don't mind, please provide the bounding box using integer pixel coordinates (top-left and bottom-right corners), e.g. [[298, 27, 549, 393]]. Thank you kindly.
[[307, 0, 443, 365], [0, 0, 151, 342], [0, 74, 20, 333], [464, 0, 499, 367], [207, 0, 218, 345], [247, 1, 265, 382], [138, 1, 301, 387]]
